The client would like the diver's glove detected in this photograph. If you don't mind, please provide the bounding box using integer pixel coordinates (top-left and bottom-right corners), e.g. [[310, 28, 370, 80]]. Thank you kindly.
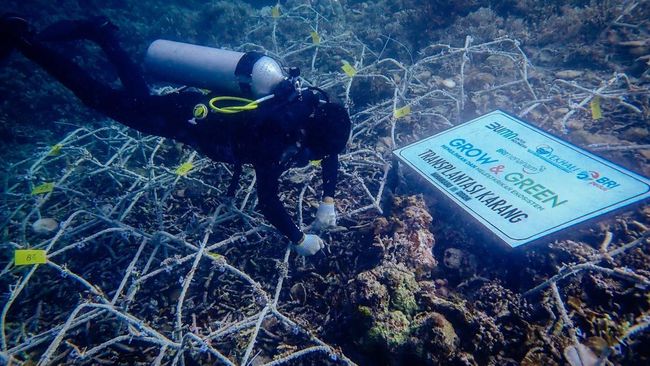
[[313, 197, 336, 230], [293, 234, 324, 256]]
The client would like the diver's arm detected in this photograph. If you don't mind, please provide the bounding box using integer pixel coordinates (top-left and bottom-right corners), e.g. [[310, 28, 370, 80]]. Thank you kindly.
[[254, 164, 304, 243], [321, 154, 339, 199]]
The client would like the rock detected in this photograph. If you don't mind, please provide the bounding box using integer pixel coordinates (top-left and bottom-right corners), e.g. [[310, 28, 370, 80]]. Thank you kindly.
[[100, 204, 113, 216], [538, 49, 556, 63], [375, 195, 436, 277], [443, 248, 464, 269], [366, 310, 411, 349], [565, 119, 584, 131], [440, 78, 456, 88], [416, 70, 432, 81], [485, 55, 515, 71], [431, 312, 459, 354], [352, 263, 419, 314], [353, 270, 390, 309], [32, 218, 59, 236], [570, 130, 619, 146], [466, 72, 495, 87], [618, 40, 650, 56], [473, 281, 530, 319], [555, 70, 584, 79], [639, 149, 650, 160], [290, 282, 307, 304], [620, 127, 649, 141]]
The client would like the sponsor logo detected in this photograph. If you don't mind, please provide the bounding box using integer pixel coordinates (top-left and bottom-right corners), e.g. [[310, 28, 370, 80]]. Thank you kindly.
[[535, 144, 553, 156], [528, 144, 580, 173], [576, 170, 621, 191], [576, 170, 600, 181], [484, 121, 528, 148]]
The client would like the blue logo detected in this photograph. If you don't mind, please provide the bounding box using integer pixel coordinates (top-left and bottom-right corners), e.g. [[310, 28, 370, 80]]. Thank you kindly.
[[536, 144, 553, 156], [577, 170, 600, 181]]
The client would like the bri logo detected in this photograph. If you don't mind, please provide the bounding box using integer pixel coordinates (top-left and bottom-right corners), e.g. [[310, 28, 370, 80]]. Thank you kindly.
[[576, 171, 600, 181], [576, 170, 621, 190]]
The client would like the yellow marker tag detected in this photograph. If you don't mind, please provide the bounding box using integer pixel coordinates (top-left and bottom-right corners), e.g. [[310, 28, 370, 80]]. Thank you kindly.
[[310, 31, 320, 45], [31, 182, 55, 195], [271, 5, 280, 18], [207, 252, 225, 261], [393, 105, 412, 119], [175, 162, 193, 176], [49, 144, 63, 156], [15, 249, 47, 265], [341, 61, 356, 77], [590, 96, 602, 120], [309, 159, 322, 167]]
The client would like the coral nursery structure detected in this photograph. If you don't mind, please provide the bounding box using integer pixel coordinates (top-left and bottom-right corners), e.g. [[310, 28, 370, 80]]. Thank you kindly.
[[1, 0, 649, 365]]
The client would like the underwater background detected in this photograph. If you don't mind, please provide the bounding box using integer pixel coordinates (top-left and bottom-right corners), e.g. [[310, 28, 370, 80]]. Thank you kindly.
[[1, 0, 649, 365]]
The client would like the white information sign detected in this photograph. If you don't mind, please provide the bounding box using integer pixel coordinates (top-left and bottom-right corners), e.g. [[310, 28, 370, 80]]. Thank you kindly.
[[394, 110, 650, 247]]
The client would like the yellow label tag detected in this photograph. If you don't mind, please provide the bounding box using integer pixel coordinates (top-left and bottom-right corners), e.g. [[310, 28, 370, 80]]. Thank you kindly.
[[49, 144, 63, 156], [175, 162, 193, 176], [15, 249, 47, 265], [31, 182, 55, 195], [271, 5, 280, 18], [341, 61, 356, 77], [310, 31, 320, 45], [590, 96, 602, 120], [309, 159, 322, 167], [393, 105, 412, 119], [207, 252, 225, 261]]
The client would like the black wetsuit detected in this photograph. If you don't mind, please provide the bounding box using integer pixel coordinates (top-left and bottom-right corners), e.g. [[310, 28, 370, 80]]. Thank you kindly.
[[11, 24, 338, 243]]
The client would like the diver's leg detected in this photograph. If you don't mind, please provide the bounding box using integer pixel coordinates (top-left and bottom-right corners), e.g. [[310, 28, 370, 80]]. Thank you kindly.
[[3, 16, 202, 144], [11, 35, 122, 111], [37, 17, 149, 98]]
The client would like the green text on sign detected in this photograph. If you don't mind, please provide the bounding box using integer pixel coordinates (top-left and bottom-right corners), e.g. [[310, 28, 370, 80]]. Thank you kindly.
[[15, 249, 47, 265]]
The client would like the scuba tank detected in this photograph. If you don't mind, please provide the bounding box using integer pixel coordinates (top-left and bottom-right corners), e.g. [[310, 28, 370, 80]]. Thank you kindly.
[[144, 39, 286, 98]]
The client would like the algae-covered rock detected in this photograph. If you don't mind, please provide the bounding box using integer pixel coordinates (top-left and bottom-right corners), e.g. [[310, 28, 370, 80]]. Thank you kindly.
[[411, 312, 459, 356], [352, 262, 420, 315], [353, 269, 390, 310], [366, 310, 411, 349], [384, 264, 420, 316]]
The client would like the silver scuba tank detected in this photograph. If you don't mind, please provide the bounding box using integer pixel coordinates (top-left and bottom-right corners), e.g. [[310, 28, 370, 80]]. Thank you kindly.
[[144, 39, 286, 98]]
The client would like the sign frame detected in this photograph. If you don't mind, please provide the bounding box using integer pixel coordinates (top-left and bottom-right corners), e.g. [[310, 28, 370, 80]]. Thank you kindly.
[[393, 110, 650, 248]]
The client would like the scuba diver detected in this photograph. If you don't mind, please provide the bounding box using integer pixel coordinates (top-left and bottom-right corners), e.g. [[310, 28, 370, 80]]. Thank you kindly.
[[0, 15, 351, 256]]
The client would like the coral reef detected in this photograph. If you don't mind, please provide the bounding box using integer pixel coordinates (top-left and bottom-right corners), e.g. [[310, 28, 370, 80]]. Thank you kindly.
[[371, 195, 436, 278]]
